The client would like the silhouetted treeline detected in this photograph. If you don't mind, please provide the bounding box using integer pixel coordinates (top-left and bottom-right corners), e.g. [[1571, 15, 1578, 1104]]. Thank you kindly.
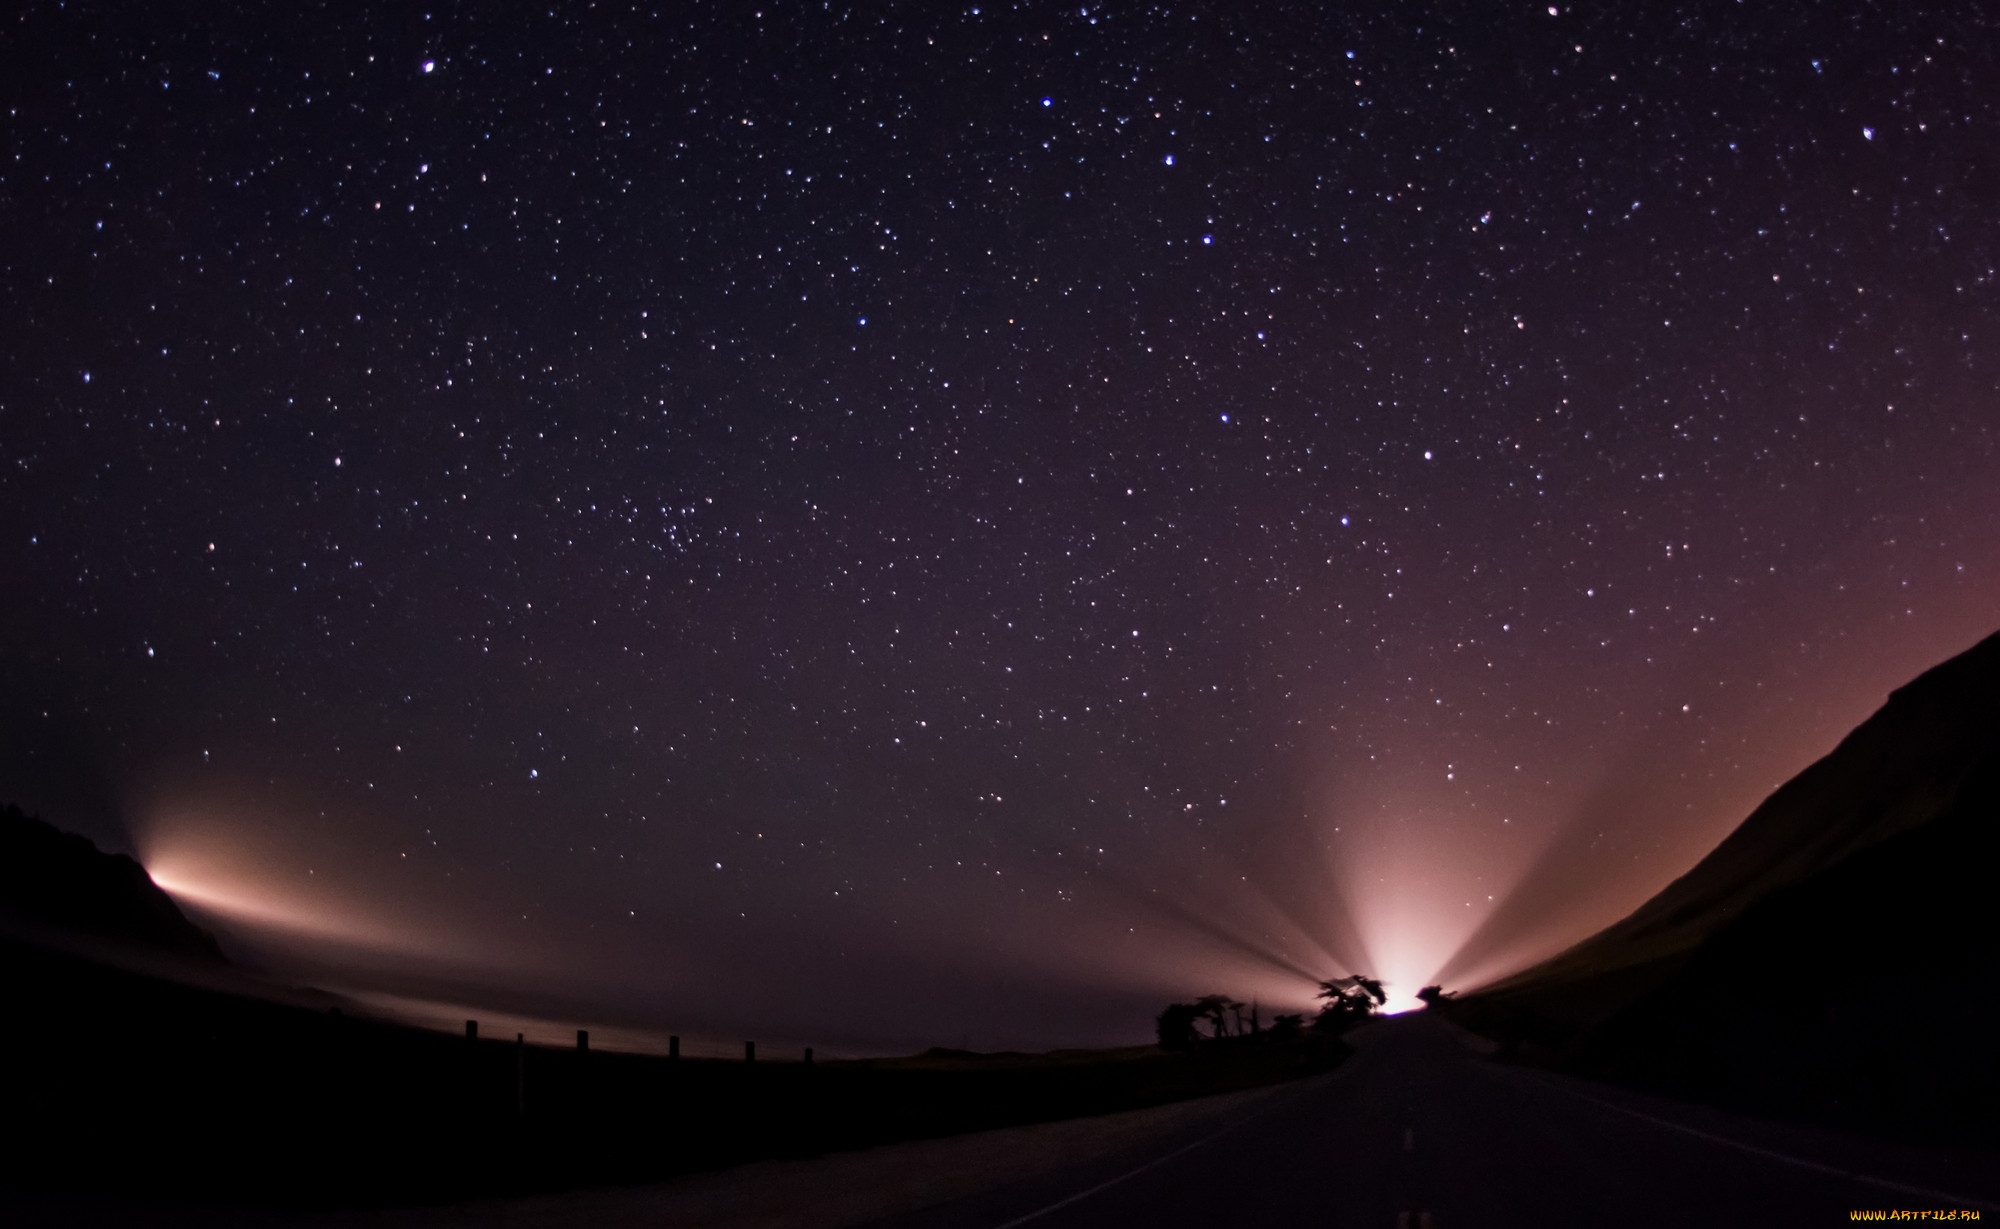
[[1155, 994, 1287, 1048], [1156, 976, 1386, 1052]]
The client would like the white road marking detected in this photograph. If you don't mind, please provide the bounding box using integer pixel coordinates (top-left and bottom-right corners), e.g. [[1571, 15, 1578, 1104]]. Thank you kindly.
[[1550, 1080, 2000, 1211], [989, 1076, 1329, 1228]]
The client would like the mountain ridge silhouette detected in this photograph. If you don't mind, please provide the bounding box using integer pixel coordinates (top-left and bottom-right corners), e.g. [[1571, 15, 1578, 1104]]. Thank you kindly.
[[0, 802, 225, 964]]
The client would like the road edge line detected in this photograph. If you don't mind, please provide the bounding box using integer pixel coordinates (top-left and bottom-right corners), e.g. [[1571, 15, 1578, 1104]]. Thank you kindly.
[[1549, 1080, 2000, 1211], [988, 1069, 1337, 1228]]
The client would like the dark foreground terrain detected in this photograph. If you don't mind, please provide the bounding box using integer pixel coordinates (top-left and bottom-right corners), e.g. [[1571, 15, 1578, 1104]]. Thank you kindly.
[[0, 937, 1346, 1209], [13, 1014, 1998, 1228], [879, 1015, 2000, 1229]]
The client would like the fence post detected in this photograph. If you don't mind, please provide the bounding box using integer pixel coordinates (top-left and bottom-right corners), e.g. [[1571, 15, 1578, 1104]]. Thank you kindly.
[[516, 1033, 525, 1116], [804, 1046, 813, 1065], [745, 1040, 756, 1063], [466, 1019, 478, 1041], [577, 1029, 589, 1052], [669, 1035, 679, 1060]]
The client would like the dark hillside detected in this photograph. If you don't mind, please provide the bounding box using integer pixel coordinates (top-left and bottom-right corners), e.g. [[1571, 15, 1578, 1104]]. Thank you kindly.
[[1450, 628, 2000, 1043], [0, 803, 223, 962], [1438, 629, 2000, 1144], [1573, 747, 2000, 1144]]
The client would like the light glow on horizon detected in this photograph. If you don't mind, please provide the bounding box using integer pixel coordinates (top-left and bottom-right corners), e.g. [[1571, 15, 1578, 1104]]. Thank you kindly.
[[135, 801, 514, 971], [146, 847, 417, 951]]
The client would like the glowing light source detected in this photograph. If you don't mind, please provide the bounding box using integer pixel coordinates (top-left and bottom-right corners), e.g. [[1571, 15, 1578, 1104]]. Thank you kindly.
[[146, 849, 412, 951], [136, 801, 510, 970]]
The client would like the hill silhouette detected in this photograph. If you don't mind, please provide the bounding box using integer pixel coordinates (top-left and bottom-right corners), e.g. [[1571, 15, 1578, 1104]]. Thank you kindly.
[[1445, 628, 2000, 1141], [1573, 748, 2000, 1142], [0, 803, 224, 963]]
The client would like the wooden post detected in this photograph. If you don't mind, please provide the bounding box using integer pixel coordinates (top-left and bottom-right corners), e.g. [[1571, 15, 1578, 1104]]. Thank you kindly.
[[803, 1046, 813, 1065], [577, 1029, 589, 1052], [669, 1035, 680, 1060], [745, 1040, 756, 1063], [466, 1019, 478, 1041], [516, 1033, 525, 1116]]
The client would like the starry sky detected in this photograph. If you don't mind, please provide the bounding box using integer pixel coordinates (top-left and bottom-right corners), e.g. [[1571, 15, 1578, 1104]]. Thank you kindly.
[[3, 1, 1999, 1052]]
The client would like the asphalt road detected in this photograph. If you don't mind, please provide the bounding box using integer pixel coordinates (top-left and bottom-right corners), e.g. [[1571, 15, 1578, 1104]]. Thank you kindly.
[[879, 1015, 2000, 1229]]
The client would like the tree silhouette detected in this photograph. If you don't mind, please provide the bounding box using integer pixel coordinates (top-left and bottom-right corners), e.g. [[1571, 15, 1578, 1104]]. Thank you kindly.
[[1190, 994, 1245, 1039], [1156, 1002, 1202, 1050], [1416, 985, 1454, 1008], [1159, 994, 1302, 1047], [1314, 974, 1387, 1034]]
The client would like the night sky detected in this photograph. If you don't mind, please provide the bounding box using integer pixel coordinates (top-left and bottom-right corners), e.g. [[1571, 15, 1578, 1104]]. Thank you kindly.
[[4, 1, 1999, 1052]]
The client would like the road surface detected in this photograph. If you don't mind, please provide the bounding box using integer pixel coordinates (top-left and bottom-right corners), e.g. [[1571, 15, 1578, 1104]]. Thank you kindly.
[[875, 1015, 2000, 1229]]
